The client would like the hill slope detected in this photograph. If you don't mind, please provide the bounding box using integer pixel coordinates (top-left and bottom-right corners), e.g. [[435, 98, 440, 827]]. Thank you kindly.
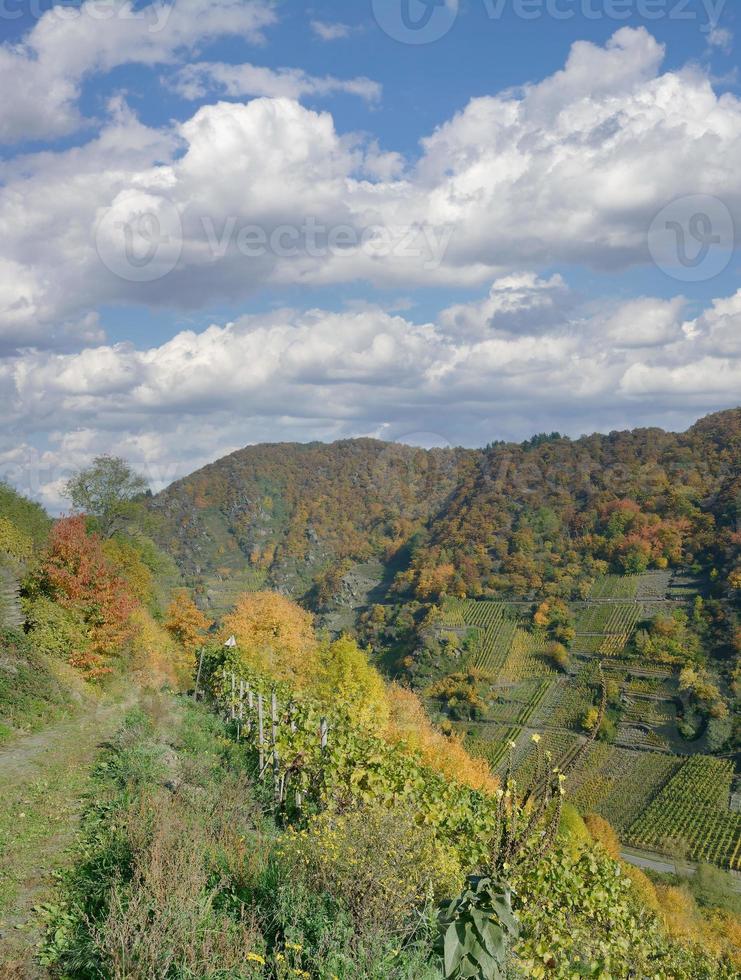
[[149, 408, 741, 612]]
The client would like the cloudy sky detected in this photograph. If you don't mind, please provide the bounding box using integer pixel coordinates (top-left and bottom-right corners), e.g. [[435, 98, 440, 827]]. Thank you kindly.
[[1, 0, 740, 509]]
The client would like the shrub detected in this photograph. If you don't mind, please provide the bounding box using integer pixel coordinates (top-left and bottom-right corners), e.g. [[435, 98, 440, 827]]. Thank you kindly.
[[127, 607, 189, 690], [622, 863, 661, 915], [0, 517, 33, 562], [23, 594, 89, 663], [584, 813, 621, 860], [558, 803, 590, 846], [96, 791, 264, 979], [280, 801, 461, 938], [0, 628, 76, 736], [386, 682, 497, 794]]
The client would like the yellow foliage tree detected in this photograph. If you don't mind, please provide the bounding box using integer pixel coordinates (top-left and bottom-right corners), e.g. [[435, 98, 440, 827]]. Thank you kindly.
[[128, 607, 190, 689], [101, 537, 154, 603], [316, 635, 390, 731], [581, 706, 600, 732], [165, 588, 212, 655], [386, 683, 498, 794], [220, 591, 319, 687], [584, 813, 621, 860], [622, 863, 661, 914]]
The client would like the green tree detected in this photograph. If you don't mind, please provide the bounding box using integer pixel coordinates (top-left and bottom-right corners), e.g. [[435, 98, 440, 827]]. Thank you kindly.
[[64, 456, 148, 537]]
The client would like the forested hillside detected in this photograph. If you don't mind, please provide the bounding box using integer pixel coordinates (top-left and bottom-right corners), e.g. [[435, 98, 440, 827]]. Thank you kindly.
[[149, 408, 741, 610]]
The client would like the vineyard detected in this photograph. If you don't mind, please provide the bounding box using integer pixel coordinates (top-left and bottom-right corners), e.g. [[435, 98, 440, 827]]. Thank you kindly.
[[569, 747, 682, 829], [588, 570, 674, 601], [574, 603, 640, 634], [439, 599, 520, 672], [589, 575, 640, 599], [627, 757, 741, 870], [499, 627, 555, 681], [432, 572, 739, 873]]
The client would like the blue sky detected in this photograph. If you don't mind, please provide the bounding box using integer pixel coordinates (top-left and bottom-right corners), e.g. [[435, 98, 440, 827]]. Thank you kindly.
[[0, 0, 739, 507]]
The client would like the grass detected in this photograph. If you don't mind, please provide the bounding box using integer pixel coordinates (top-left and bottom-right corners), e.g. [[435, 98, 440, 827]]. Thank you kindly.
[[0, 697, 127, 973], [0, 629, 89, 743], [40, 697, 443, 980]]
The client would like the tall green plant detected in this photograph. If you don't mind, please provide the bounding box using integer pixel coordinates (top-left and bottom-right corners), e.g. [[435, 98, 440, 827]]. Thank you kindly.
[[438, 876, 518, 979], [439, 665, 607, 979]]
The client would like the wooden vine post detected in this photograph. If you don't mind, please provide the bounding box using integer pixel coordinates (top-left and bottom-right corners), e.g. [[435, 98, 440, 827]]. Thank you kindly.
[[193, 647, 205, 701], [238, 678, 244, 741], [257, 694, 265, 777], [212, 665, 334, 814], [271, 692, 280, 800]]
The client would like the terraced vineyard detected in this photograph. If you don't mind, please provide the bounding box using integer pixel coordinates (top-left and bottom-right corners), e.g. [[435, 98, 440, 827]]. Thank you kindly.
[[434, 572, 738, 872], [575, 603, 641, 634], [500, 627, 555, 681], [627, 757, 741, 870], [549, 661, 602, 730], [569, 747, 682, 829], [463, 723, 523, 770], [439, 599, 520, 672], [589, 575, 640, 599]]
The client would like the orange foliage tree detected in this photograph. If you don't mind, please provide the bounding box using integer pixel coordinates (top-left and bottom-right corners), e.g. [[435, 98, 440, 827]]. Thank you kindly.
[[220, 591, 319, 686], [165, 588, 212, 655], [386, 682, 498, 795], [34, 515, 136, 676]]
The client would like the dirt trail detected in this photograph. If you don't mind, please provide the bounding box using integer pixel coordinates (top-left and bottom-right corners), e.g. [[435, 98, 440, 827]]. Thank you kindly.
[[0, 698, 130, 977]]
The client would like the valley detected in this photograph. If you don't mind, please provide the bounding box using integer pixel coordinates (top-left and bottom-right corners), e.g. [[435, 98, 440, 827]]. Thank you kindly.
[[144, 411, 740, 877], [0, 409, 739, 976]]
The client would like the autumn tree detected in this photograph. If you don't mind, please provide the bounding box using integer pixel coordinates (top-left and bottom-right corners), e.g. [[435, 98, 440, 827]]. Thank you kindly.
[[30, 515, 137, 676], [316, 634, 389, 731], [101, 537, 154, 603], [64, 455, 148, 537], [533, 598, 575, 645], [386, 682, 497, 794], [165, 589, 212, 655], [220, 590, 319, 686], [546, 640, 569, 671]]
